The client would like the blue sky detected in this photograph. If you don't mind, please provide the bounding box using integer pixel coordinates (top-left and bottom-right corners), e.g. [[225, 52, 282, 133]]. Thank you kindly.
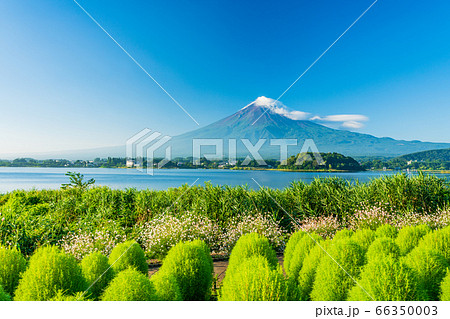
[[1, 0, 450, 154]]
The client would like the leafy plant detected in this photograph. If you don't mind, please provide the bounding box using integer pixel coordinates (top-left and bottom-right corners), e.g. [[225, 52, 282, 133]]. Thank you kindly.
[[0, 246, 27, 296], [219, 255, 296, 301], [0, 285, 11, 301], [375, 224, 398, 239], [81, 252, 115, 300], [150, 271, 182, 301], [351, 229, 376, 252], [101, 268, 156, 301], [14, 246, 86, 301], [61, 172, 95, 190], [155, 240, 213, 301], [108, 240, 148, 275], [284, 232, 322, 281], [310, 239, 365, 301], [348, 257, 419, 301], [440, 270, 450, 301], [366, 237, 401, 262], [395, 224, 431, 255]]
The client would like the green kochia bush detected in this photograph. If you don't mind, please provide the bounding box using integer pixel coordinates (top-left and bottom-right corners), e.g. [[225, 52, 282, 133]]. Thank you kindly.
[[14, 246, 86, 301], [297, 240, 331, 300], [81, 252, 115, 300], [101, 268, 156, 301], [333, 229, 354, 241], [366, 237, 401, 262], [348, 257, 419, 301], [108, 240, 148, 275], [310, 239, 365, 301], [0, 285, 11, 301], [225, 233, 278, 280], [284, 233, 322, 281], [395, 224, 431, 256], [352, 229, 376, 252], [49, 291, 90, 301], [417, 228, 450, 262], [375, 224, 398, 239], [156, 240, 213, 301], [440, 270, 450, 301], [283, 231, 307, 275], [150, 271, 182, 301], [219, 255, 296, 301], [0, 246, 27, 296], [404, 247, 448, 301]]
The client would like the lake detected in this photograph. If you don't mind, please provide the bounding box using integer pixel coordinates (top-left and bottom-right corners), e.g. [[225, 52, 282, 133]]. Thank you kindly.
[[0, 167, 449, 193]]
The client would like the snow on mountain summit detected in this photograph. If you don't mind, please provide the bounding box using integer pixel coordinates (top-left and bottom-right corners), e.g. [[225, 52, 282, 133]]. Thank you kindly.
[[243, 96, 310, 121]]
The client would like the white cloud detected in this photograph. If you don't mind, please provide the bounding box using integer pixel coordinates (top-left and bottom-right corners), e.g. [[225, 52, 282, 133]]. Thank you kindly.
[[311, 114, 369, 129]]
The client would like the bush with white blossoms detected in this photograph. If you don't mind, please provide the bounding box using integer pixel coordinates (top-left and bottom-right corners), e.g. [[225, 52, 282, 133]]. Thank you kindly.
[[137, 212, 223, 259], [59, 221, 127, 260], [221, 212, 286, 254], [294, 215, 342, 239], [346, 206, 395, 231]]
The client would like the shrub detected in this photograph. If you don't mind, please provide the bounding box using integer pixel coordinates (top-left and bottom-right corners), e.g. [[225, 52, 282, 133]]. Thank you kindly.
[[403, 247, 448, 301], [14, 246, 86, 301], [0, 246, 27, 296], [156, 240, 213, 301], [395, 224, 432, 256], [375, 224, 398, 239], [101, 268, 156, 301], [108, 240, 148, 275], [0, 285, 11, 301], [333, 229, 354, 241], [81, 252, 115, 300], [348, 206, 395, 230], [417, 228, 450, 262], [49, 291, 90, 301], [352, 229, 376, 252], [150, 271, 182, 301], [59, 221, 127, 260], [283, 231, 306, 274], [366, 237, 401, 262], [440, 270, 450, 301], [222, 212, 286, 254], [297, 240, 331, 300], [284, 233, 322, 281], [137, 212, 223, 259], [348, 257, 419, 301], [219, 255, 295, 301], [310, 239, 365, 301], [225, 233, 278, 280]]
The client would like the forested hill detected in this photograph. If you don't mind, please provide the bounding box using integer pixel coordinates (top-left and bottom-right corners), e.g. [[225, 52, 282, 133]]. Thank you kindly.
[[278, 152, 363, 171], [397, 148, 450, 162]]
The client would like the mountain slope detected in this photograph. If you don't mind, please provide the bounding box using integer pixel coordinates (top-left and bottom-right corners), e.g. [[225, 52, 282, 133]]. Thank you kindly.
[[167, 97, 450, 158]]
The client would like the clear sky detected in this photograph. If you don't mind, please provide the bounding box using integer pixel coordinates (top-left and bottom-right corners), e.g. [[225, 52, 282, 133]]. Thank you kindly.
[[1, 0, 450, 155]]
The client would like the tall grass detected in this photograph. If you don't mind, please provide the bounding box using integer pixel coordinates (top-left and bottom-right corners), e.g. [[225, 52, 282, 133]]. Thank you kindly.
[[0, 174, 448, 255]]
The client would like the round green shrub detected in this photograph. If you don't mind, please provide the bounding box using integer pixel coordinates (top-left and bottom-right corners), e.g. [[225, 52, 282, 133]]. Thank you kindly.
[[49, 291, 90, 301], [333, 229, 354, 241], [226, 233, 278, 280], [150, 271, 183, 301], [0, 246, 27, 296], [156, 240, 213, 301], [417, 229, 450, 262], [396, 224, 432, 256], [108, 240, 148, 275], [81, 252, 115, 300], [14, 246, 86, 301], [366, 237, 400, 262], [283, 231, 307, 275], [310, 239, 365, 301], [375, 224, 398, 239], [0, 285, 11, 301], [101, 268, 156, 301], [348, 257, 419, 301], [352, 229, 376, 252], [404, 247, 448, 301], [219, 255, 295, 301], [284, 232, 322, 281], [297, 240, 331, 300], [440, 270, 450, 301]]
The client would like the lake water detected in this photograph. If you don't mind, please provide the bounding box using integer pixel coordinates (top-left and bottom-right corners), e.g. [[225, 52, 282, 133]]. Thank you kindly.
[[0, 167, 449, 193]]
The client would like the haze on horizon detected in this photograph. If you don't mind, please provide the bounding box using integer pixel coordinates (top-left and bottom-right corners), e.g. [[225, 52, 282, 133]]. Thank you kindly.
[[1, 0, 450, 156]]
